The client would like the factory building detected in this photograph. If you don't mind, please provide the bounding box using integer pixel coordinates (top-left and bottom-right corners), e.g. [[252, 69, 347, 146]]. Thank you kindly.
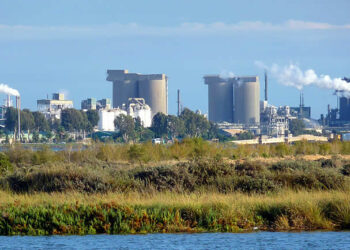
[[97, 98, 152, 131], [97, 98, 111, 110], [204, 75, 260, 125], [81, 98, 96, 110], [81, 98, 111, 110], [339, 79, 350, 122], [340, 97, 350, 121], [37, 93, 73, 120], [106, 70, 167, 117], [98, 108, 127, 131]]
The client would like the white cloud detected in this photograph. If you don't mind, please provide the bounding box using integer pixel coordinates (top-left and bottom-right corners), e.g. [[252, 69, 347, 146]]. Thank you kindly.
[[0, 20, 349, 40]]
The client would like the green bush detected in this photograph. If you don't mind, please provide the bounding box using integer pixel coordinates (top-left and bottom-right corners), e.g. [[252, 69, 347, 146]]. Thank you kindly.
[[0, 152, 13, 175], [235, 161, 264, 177]]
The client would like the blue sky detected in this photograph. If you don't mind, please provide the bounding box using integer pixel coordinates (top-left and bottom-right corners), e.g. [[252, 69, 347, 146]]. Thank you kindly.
[[0, 0, 349, 118]]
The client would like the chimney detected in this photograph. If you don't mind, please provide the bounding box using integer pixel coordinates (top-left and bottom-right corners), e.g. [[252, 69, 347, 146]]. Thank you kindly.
[[264, 71, 268, 101], [177, 89, 181, 116]]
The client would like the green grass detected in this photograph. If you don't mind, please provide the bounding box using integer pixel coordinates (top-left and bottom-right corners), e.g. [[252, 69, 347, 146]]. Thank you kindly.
[[0, 191, 349, 235], [1, 140, 350, 234]]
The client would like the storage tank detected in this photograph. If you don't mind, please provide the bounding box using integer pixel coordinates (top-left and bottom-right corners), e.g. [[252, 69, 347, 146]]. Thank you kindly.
[[204, 76, 233, 123], [107, 70, 138, 108], [234, 76, 260, 124], [138, 74, 167, 117], [340, 97, 350, 121], [98, 108, 127, 131]]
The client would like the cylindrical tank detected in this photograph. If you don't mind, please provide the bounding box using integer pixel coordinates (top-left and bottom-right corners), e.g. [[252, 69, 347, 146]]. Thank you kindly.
[[204, 76, 233, 123], [340, 97, 350, 121], [234, 76, 260, 124], [113, 75, 138, 108], [138, 74, 167, 117]]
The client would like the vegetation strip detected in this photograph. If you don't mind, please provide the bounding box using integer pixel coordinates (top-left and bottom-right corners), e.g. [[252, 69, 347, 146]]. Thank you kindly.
[[0, 191, 350, 235], [0, 140, 350, 234]]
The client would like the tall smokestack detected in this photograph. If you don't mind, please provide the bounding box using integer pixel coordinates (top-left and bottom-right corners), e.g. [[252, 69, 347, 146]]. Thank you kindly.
[[264, 71, 268, 101], [177, 89, 181, 116]]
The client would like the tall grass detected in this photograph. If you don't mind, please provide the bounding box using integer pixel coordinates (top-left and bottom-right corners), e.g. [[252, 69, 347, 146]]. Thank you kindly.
[[0, 190, 349, 235]]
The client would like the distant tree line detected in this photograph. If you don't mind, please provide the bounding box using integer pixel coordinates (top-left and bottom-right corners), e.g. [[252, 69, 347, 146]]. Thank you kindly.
[[111, 108, 227, 143], [4, 107, 99, 142], [3, 107, 233, 143]]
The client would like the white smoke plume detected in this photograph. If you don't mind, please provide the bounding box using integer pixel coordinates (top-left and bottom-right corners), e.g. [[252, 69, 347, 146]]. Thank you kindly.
[[255, 61, 350, 93], [0, 83, 20, 96]]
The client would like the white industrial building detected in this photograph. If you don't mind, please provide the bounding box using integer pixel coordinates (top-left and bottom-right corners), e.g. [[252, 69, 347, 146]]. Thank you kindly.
[[98, 108, 127, 131], [37, 93, 73, 120], [97, 98, 152, 131]]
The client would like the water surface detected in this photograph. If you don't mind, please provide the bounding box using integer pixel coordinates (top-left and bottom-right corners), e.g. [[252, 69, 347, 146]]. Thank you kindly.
[[0, 232, 349, 249]]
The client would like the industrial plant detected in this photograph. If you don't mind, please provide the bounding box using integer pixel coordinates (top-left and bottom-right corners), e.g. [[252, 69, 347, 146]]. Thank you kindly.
[[204, 71, 319, 139], [204, 75, 260, 124], [106, 69, 168, 117], [1, 65, 350, 144], [37, 93, 73, 120]]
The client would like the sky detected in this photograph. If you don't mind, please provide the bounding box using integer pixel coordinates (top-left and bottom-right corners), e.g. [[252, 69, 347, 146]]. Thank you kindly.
[[0, 0, 349, 118]]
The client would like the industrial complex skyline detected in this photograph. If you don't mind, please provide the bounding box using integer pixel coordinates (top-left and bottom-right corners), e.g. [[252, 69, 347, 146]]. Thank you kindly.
[[0, 0, 349, 118]]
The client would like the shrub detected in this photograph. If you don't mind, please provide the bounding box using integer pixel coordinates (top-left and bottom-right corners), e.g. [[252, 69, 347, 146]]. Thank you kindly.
[[127, 145, 146, 164], [320, 157, 340, 168], [233, 176, 277, 194], [0, 152, 13, 175], [7, 167, 115, 193], [235, 161, 264, 177], [341, 164, 350, 176]]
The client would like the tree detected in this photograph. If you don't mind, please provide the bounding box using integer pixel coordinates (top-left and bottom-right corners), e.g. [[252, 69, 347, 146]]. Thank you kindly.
[[4, 107, 18, 132], [32, 111, 49, 132], [289, 119, 305, 136], [20, 109, 35, 132], [114, 114, 135, 142], [61, 109, 85, 132], [180, 108, 210, 137], [32, 130, 40, 142], [86, 110, 99, 129], [167, 115, 185, 139], [152, 112, 168, 138]]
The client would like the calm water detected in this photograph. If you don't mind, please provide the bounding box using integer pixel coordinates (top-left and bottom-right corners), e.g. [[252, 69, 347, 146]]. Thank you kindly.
[[0, 232, 349, 249]]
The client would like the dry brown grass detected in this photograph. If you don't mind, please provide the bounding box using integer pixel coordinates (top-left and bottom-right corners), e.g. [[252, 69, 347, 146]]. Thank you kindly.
[[1, 190, 348, 208]]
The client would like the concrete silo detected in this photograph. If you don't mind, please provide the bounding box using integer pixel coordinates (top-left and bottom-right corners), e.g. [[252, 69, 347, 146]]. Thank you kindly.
[[107, 70, 138, 108], [340, 97, 350, 121], [233, 76, 260, 124], [204, 76, 233, 123], [107, 70, 168, 117], [138, 74, 168, 117]]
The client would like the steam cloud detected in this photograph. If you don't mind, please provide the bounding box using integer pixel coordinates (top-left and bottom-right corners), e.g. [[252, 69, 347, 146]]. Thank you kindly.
[[255, 61, 350, 93], [0, 83, 20, 96]]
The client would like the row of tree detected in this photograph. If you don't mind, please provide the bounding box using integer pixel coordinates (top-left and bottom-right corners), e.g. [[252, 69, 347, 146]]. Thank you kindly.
[[114, 108, 223, 143], [4, 107, 99, 136], [3, 107, 228, 143]]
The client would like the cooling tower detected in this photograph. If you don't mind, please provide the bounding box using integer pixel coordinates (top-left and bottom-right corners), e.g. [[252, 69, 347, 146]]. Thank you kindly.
[[233, 76, 260, 124], [204, 76, 233, 123], [138, 74, 168, 117]]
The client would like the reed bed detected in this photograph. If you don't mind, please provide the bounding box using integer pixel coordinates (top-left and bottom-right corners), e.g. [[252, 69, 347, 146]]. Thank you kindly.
[[1, 140, 350, 235], [0, 190, 349, 235]]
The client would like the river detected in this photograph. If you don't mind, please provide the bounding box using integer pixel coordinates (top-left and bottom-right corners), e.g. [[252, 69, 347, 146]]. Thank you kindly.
[[0, 232, 349, 249]]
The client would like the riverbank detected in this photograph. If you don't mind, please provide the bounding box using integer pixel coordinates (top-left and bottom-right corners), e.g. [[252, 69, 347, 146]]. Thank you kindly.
[[1, 140, 350, 235], [0, 191, 349, 235]]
